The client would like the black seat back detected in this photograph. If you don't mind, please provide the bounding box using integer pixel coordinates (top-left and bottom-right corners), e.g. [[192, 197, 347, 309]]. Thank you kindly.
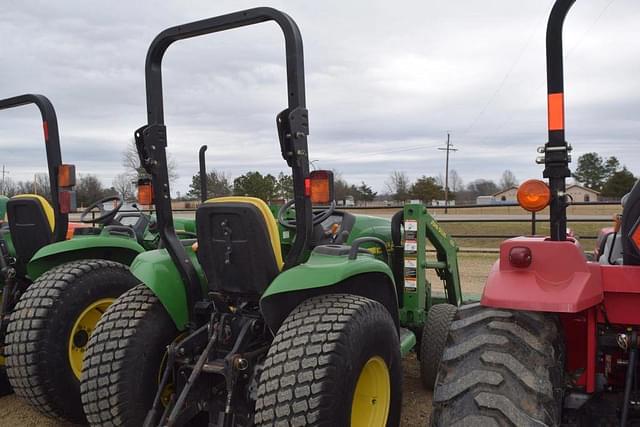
[[7, 196, 54, 264], [621, 180, 640, 265], [196, 201, 279, 297]]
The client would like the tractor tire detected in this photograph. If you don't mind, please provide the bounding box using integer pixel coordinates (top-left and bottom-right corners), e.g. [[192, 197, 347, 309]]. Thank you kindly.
[[4, 260, 137, 422], [420, 303, 457, 391], [80, 284, 179, 427], [254, 294, 402, 427], [431, 303, 565, 427]]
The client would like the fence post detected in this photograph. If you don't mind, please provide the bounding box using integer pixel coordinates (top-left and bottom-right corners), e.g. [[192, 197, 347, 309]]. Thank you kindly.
[[531, 211, 536, 235]]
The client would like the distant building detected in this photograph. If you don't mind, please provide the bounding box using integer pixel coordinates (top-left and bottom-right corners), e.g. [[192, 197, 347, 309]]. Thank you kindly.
[[431, 199, 455, 207], [490, 186, 518, 203], [566, 184, 599, 202], [487, 183, 600, 205]]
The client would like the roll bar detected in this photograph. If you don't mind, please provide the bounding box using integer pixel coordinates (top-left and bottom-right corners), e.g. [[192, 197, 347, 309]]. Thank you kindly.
[[198, 145, 208, 202], [543, 0, 575, 241], [135, 8, 313, 324], [0, 94, 68, 242]]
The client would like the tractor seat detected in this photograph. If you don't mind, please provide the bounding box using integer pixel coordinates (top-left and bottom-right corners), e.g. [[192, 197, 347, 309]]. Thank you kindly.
[[621, 180, 640, 265], [196, 196, 283, 298], [7, 194, 55, 263], [598, 232, 623, 265]]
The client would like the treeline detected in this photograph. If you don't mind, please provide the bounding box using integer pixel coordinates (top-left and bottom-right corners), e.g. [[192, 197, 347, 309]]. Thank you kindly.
[[0, 174, 118, 207], [3, 145, 635, 207], [572, 153, 635, 198], [184, 168, 514, 204]]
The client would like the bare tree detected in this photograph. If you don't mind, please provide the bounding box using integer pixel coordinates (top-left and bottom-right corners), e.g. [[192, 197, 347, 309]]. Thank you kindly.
[[1, 177, 17, 197], [499, 170, 518, 190], [449, 169, 463, 192], [385, 170, 411, 201], [122, 139, 178, 183], [112, 173, 136, 201]]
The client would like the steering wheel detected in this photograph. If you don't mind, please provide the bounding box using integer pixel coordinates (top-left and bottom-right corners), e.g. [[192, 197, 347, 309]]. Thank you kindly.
[[80, 195, 124, 225], [278, 199, 336, 230]]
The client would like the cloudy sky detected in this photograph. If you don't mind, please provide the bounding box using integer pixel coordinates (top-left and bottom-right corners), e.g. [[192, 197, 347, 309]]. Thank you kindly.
[[1, 0, 639, 196]]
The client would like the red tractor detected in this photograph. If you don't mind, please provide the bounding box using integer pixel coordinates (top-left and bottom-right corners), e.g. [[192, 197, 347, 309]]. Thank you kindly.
[[432, 0, 640, 425]]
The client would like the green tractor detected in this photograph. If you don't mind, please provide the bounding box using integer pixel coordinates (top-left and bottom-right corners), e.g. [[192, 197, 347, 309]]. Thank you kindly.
[[0, 196, 8, 225], [80, 8, 463, 426], [0, 94, 197, 422]]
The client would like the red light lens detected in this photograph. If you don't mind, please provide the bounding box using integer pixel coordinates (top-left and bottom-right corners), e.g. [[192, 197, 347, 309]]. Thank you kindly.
[[509, 246, 532, 268], [304, 177, 311, 197], [58, 189, 76, 214]]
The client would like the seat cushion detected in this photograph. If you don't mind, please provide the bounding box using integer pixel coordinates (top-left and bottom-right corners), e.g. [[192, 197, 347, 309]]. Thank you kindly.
[[196, 197, 282, 297], [621, 180, 640, 265], [205, 196, 283, 268], [12, 194, 55, 231], [7, 194, 55, 263]]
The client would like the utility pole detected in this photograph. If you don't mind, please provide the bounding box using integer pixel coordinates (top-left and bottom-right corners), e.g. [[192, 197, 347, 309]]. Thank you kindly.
[[1, 165, 7, 194], [438, 133, 458, 213]]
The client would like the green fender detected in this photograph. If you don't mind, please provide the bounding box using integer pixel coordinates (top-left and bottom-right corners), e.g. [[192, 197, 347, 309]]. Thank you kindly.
[[128, 247, 206, 330], [0, 195, 8, 221], [348, 214, 392, 244], [260, 251, 399, 333], [27, 236, 146, 280]]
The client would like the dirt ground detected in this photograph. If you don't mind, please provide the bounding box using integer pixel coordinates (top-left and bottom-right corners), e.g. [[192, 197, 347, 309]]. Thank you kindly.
[[0, 354, 430, 427], [0, 254, 495, 426]]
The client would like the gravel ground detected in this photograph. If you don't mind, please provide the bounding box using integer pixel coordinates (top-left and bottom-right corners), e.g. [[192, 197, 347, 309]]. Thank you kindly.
[[0, 254, 495, 426]]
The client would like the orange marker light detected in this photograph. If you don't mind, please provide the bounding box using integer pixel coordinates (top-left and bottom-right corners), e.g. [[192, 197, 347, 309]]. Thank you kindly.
[[137, 179, 154, 205], [58, 164, 76, 188], [517, 179, 551, 212], [309, 170, 333, 205]]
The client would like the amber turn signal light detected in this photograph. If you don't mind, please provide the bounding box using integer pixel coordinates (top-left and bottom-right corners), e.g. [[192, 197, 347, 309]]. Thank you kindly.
[[308, 170, 334, 205], [137, 178, 154, 205], [517, 179, 551, 212], [58, 164, 76, 188]]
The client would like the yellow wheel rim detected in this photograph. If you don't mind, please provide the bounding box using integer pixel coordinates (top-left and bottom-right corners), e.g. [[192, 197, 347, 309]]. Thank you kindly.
[[157, 333, 187, 407], [351, 356, 391, 426], [68, 298, 114, 379]]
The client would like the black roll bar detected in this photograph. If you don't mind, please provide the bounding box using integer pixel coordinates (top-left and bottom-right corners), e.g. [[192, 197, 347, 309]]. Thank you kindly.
[[135, 8, 313, 324], [198, 145, 208, 203], [0, 94, 68, 242], [544, 0, 575, 241]]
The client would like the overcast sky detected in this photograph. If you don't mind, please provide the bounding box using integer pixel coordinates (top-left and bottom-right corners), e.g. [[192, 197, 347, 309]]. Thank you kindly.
[[1, 0, 639, 196]]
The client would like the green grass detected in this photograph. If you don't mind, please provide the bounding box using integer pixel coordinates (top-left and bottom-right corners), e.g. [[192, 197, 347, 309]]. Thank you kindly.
[[439, 221, 609, 249]]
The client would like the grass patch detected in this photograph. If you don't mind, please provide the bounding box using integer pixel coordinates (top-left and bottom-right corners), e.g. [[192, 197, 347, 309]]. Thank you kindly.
[[438, 221, 610, 249]]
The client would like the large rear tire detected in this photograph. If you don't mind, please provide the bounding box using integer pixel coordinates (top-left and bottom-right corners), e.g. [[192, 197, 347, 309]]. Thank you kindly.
[[4, 260, 137, 422], [420, 303, 457, 390], [254, 293, 402, 427], [431, 303, 565, 426], [80, 284, 179, 427]]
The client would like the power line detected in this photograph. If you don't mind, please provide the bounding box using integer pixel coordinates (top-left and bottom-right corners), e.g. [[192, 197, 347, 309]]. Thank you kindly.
[[471, 0, 618, 146], [461, 0, 554, 136], [565, 0, 616, 59], [438, 133, 458, 213]]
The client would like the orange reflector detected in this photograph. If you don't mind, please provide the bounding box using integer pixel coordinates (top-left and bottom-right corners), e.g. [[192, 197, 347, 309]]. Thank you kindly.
[[548, 93, 564, 131], [58, 164, 76, 187], [632, 226, 640, 252], [517, 179, 551, 212], [137, 179, 154, 205], [309, 170, 334, 204]]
